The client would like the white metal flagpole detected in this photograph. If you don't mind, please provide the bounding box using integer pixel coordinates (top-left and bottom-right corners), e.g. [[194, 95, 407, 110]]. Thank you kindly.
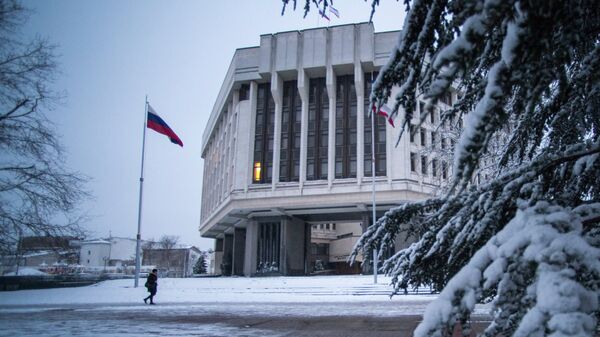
[[371, 97, 378, 285], [134, 95, 149, 288]]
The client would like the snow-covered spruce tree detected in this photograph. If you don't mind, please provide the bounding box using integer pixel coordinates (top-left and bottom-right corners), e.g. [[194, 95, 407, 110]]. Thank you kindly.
[[193, 252, 207, 275], [283, 0, 600, 336]]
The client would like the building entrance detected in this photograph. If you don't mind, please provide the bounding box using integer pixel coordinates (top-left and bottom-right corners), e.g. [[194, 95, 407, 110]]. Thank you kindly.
[[256, 222, 280, 274], [307, 222, 363, 275]]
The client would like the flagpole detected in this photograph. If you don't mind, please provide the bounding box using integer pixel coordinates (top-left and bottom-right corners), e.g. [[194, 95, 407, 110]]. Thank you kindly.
[[134, 95, 149, 288], [371, 96, 378, 285]]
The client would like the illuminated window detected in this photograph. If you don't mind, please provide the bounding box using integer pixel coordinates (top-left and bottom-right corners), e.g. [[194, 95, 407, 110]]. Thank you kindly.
[[253, 162, 262, 182], [253, 83, 274, 184]]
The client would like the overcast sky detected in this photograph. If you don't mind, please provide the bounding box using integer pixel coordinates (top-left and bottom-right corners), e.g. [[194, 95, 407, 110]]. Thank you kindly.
[[20, 1, 406, 250]]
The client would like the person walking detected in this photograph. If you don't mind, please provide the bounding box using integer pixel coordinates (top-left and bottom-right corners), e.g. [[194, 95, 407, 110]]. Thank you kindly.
[[143, 269, 158, 305]]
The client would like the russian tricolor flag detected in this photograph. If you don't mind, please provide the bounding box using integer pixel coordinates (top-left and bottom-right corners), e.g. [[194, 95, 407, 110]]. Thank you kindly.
[[372, 103, 395, 127], [147, 105, 183, 147]]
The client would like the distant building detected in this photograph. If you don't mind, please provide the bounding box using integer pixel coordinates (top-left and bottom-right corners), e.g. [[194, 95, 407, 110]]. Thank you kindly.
[[79, 236, 142, 270], [142, 246, 202, 278], [79, 240, 111, 268], [19, 236, 80, 252], [0, 235, 81, 275], [105, 237, 137, 268]]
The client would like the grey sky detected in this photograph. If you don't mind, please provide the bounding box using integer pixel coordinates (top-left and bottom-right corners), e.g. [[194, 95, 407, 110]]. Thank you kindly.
[[20, 1, 405, 250]]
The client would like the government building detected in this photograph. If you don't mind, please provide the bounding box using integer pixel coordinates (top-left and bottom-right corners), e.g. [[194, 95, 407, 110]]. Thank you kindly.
[[200, 22, 456, 276]]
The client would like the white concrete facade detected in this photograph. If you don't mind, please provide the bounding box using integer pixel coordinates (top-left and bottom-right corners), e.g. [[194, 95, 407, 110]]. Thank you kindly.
[[79, 240, 111, 268], [200, 23, 455, 276]]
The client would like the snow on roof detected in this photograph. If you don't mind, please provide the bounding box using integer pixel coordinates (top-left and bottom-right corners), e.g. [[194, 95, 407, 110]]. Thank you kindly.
[[81, 240, 111, 245], [4, 267, 48, 276], [21, 251, 53, 258]]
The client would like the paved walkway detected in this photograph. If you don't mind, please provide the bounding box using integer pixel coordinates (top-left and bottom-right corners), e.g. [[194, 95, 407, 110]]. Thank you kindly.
[[0, 302, 491, 337]]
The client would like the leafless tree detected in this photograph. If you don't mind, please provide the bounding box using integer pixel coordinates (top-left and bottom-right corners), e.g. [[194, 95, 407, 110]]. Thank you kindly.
[[141, 238, 156, 265], [158, 235, 179, 274], [0, 0, 89, 254]]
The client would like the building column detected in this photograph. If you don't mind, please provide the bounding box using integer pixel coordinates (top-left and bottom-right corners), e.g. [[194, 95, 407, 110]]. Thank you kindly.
[[297, 70, 309, 191], [355, 64, 365, 185], [280, 217, 306, 276], [232, 227, 246, 276], [271, 72, 283, 189], [222, 234, 234, 276], [243, 220, 258, 276], [214, 238, 224, 275], [360, 213, 373, 274], [326, 66, 336, 187]]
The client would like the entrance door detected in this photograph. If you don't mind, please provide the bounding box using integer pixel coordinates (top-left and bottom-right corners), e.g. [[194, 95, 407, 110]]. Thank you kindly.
[[256, 222, 280, 274]]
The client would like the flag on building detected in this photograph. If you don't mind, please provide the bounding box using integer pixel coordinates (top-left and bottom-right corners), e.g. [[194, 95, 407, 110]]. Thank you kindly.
[[372, 104, 395, 127], [318, 9, 330, 21], [329, 6, 340, 18], [147, 104, 184, 147]]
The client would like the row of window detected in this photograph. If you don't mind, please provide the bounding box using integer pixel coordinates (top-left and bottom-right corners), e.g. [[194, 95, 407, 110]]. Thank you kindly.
[[253, 74, 387, 184], [311, 223, 337, 231], [410, 153, 449, 179], [202, 107, 237, 221], [409, 126, 456, 149]]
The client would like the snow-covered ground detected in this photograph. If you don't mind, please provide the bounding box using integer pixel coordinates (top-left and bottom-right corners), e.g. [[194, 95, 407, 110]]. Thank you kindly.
[[0, 275, 492, 337], [0, 275, 434, 306]]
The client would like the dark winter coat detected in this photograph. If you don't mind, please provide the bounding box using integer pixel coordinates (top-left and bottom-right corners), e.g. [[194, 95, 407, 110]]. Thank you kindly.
[[145, 273, 158, 294]]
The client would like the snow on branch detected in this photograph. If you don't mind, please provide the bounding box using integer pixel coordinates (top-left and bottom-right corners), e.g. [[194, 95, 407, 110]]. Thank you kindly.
[[414, 201, 600, 337]]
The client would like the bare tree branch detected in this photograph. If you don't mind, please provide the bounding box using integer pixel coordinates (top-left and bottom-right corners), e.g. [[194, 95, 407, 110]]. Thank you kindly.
[[0, 0, 88, 254]]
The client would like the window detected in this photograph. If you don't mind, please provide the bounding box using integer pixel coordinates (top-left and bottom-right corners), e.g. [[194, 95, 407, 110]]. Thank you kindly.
[[307, 78, 329, 180], [421, 155, 428, 175], [364, 72, 386, 177], [440, 91, 453, 106], [326, 223, 330, 230], [88, 250, 91, 255], [87, 259, 89, 264], [253, 162, 262, 182], [432, 159, 438, 177], [419, 101, 425, 115], [429, 108, 435, 123], [420, 128, 426, 146], [442, 161, 448, 179], [441, 137, 446, 150], [431, 131, 438, 149], [335, 75, 357, 178], [239, 84, 249, 101], [320, 224, 324, 229], [332, 223, 336, 230], [253, 83, 275, 184], [280, 80, 301, 182], [410, 152, 417, 172], [409, 125, 415, 143]]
